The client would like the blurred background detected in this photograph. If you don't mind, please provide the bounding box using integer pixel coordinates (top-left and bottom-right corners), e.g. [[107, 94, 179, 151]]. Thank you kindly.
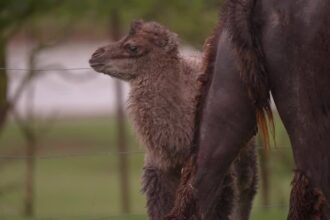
[[0, 0, 294, 219]]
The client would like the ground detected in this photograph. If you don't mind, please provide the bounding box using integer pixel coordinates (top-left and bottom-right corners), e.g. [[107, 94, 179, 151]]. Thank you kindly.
[[0, 115, 293, 220]]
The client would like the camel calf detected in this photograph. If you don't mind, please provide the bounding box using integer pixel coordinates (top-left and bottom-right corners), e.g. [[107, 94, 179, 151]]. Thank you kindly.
[[89, 20, 257, 220]]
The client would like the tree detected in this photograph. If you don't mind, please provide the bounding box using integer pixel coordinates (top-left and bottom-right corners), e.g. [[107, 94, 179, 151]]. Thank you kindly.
[[0, 0, 60, 133], [0, 1, 63, 216], [59, 0, 221, 47]]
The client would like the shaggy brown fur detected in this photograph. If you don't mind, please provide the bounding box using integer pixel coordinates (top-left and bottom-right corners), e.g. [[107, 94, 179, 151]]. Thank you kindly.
[[89, 20, 257, 220], [165, 155, 200, 220], [166, 141, 257, 220], [288, 171, 327, 220]]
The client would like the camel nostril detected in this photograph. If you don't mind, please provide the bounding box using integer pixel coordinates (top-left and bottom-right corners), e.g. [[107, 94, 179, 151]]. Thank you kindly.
[[92, 47, 106, 58]]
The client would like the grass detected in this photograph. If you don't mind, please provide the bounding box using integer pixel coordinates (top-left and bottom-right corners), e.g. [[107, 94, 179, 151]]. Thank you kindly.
[[0, 115, 293, 219]]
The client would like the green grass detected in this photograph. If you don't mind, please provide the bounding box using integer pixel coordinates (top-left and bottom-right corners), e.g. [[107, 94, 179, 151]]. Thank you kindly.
[[0, 115, 293, 219]]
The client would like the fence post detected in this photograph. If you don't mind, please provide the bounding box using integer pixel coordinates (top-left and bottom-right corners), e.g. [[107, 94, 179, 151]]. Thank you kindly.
[[110, 8, 131, 213], [24, 45, 38, 217], [24, 132, 36, 217], [0, 37, 8, 133]]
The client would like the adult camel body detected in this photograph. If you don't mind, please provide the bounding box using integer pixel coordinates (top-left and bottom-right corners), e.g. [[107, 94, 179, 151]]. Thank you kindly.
[[168, 0, 330, 219]]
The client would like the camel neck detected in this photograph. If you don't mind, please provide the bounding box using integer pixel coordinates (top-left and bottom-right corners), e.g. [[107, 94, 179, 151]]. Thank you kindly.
[[128, 60, 185, 118], [130, 60, 182, 96]]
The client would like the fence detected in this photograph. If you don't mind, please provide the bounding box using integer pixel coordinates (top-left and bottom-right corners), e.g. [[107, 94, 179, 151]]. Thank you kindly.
[[0, 146, 292, 220], [0, 66, 294, 220]]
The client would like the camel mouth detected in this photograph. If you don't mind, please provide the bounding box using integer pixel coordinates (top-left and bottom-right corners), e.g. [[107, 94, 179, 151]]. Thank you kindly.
[[89, 58, 105, 72], [89, 59, 127, 80], [90, 63, 104, 69]]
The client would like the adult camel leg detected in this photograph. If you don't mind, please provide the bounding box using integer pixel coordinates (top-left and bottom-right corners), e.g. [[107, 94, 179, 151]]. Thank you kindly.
[[192, 28, 257, 219], [269, 80, 330, 219], [142, 161, 180, 220], [260, 1, 330, 217], [269, 81, 330, 220]]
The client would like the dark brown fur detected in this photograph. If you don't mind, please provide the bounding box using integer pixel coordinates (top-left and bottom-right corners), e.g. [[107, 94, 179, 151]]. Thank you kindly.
[[165, 21, 225, 220], [166, 6, 260, 219], [165, 156, 200, 220], [166, 142, 257, 220], [288, 171, 327, 220], [169, 0, 330, 219]]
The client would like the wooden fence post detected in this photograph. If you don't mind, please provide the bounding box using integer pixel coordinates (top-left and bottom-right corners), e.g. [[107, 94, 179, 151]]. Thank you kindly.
[[110, 8, 131, 213]]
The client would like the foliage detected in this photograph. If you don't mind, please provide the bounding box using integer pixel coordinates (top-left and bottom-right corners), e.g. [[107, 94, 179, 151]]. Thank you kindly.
[[0, 0, 61, 38], [15, 0, 223, 47]]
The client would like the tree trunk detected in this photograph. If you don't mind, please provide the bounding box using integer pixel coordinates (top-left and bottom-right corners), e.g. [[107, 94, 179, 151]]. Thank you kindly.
[[24, 36, 38, 216], [24, 136, 36, 217], [110, 8, 131, 213], [0, 37, 8, 133]]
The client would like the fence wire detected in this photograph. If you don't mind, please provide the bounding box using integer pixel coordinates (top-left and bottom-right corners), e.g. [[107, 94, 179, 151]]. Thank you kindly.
[[0, 204, 290, 220], [0, 67, 92, 72], [0, 145, 291, 160], [0, 150, 144, 160]]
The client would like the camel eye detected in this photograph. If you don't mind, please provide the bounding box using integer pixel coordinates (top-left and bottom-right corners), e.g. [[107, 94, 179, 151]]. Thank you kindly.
[[126, 44, 139, 53]]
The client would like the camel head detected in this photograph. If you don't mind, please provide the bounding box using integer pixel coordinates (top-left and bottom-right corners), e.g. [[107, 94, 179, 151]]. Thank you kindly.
[[89, 20, 179, 81]]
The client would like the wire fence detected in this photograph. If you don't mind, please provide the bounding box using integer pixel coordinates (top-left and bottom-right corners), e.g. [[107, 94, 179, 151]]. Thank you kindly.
[[0, 206, 290, 220], [0, 65, 292, 219], [0, 145, 292, 160], [0, 205, 290, 220], [0, 214, 147, 220], [0, 204, 290, 220], [0, 150, 144, 160], [1, 67, 92, 71]]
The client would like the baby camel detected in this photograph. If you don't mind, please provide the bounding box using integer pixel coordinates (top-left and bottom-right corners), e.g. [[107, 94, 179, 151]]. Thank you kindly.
[[89, 20, 257, 220]]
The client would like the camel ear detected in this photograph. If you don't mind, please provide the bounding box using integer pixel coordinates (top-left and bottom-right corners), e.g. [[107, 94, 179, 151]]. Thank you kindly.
[[129, 19, 144, 34], [153, 32, 178, 52], [165, 32, 179, 52], [153, 36, 168, 47]]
